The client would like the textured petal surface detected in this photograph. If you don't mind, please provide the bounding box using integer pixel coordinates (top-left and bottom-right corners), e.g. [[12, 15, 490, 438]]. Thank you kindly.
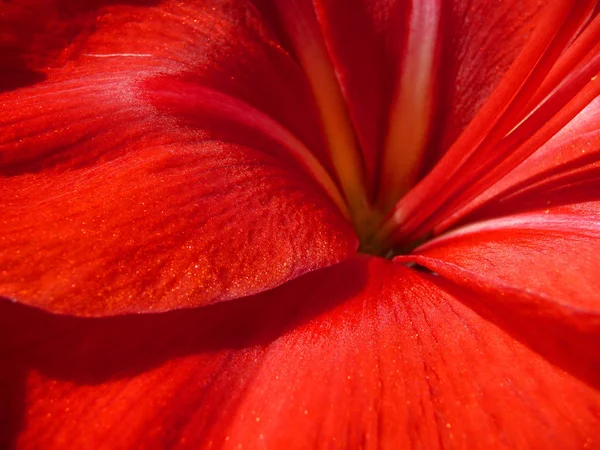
[[0, 1, 357, 316], [2, 257, 599, 449]]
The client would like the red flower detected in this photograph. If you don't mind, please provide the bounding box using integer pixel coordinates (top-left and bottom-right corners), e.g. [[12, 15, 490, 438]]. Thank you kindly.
[[1, 0, 600, 448]]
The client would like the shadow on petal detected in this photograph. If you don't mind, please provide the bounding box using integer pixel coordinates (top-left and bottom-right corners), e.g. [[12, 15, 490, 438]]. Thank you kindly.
[[404, 257, 600, 391], [0, 56, 46, 94], [0, 0, 163, 90], [0, 257, 369, 447]]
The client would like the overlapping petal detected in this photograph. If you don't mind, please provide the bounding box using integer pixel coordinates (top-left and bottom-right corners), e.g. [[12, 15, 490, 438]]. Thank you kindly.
[[399, 205, 600, 387], [0, 1, 357, 316], [2, 256, 599, 449], [385, 1, 600, 246], [437, 97, 600, 230], [2, 1, 600, 448], [430, 0, 547, 159], [245, 0, 552, 200]]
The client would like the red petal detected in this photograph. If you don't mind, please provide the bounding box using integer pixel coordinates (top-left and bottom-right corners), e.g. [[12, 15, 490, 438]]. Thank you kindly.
[[2, 257, 599, 448], [271, 0, 549, 198], [398, 208, 600, 387], [437, 97, 600, 230], [0, 3, 358, 316], [0, 0, 105, 91], [384, 1, 600, 246], [1, 1, 333, 169], [427, 0, 547, 159]]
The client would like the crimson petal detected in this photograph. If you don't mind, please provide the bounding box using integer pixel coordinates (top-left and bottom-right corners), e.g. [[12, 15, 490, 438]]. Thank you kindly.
[[437, 97, 600, 230], [384, 1, 600, 246], [399, 207, 600, 387], [0, 1, 357, 316], [2, 256, 599, 448]]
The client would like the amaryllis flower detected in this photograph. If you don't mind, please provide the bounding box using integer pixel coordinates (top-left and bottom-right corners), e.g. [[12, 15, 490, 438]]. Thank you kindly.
[[1, 0, 600, 448]]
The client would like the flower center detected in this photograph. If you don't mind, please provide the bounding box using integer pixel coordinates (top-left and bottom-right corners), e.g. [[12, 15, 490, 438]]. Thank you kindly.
[[285, 2, 440, 257]]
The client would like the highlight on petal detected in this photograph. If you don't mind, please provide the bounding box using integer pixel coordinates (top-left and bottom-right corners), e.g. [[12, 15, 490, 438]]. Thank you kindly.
[[1, 0, 334, 165], [2, 2, 600, 448], [377, 0, 440, 210], [0, 86, 356, 315], [144, 76, 349, 217], [2, 257, 599, 449], [0, 2, 359, 316]]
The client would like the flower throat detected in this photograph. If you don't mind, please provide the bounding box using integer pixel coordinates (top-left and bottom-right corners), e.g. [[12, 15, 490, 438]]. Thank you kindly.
[[286, 2, 440, 257]]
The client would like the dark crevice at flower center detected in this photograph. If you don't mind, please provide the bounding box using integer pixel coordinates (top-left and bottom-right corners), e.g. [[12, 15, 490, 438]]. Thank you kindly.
[[358, 228, 432, 259]]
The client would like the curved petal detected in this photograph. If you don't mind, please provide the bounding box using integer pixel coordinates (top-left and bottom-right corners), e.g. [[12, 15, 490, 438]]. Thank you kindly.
[[0, 2, 358, 316], [398, 207, 600, 387], [1, 0, 332, 167], [2, 257, 599, 449], [0, 88, 356, 315]]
